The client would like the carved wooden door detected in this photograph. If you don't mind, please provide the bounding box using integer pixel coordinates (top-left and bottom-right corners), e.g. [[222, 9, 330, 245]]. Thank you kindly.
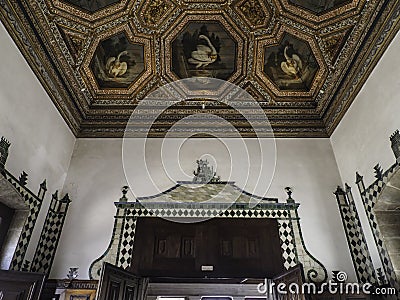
[[97, 263, 148, 300]]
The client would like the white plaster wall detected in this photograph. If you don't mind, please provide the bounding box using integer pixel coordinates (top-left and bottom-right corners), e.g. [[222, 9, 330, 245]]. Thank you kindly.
[[330, 31, 400, 272], [52, 138, 354, 281], [331, 31, 400, 187], [0, 23, 76, 261]]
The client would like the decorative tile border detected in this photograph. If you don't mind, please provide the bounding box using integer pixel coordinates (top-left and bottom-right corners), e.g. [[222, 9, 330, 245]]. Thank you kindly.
[[89, 189, 327, 283], [334, 185, 376, 284]]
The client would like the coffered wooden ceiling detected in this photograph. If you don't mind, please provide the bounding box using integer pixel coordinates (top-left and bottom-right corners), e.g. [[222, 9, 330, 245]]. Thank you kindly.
[[1, 0, 399, 137]]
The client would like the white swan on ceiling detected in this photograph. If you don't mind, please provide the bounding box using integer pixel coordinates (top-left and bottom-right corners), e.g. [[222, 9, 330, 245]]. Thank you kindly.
[[280, 46, 303, 79], [105, 50, 128, 78], [187, 35, 218, 68]]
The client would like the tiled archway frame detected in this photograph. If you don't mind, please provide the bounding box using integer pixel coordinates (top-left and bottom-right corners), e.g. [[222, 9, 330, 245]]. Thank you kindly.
[[356, 158, 400, 292], [89, 199, 327, 283]]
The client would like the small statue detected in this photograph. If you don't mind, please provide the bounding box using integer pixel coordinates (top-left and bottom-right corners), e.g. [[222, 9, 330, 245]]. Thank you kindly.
[[193, 159, 220, 183], [67, 267, 79, 280]]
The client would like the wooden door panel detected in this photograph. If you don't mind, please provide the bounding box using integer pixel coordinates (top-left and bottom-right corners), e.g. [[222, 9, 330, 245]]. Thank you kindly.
[[131, 218, 284, 278], [97, 263, 147, 300]]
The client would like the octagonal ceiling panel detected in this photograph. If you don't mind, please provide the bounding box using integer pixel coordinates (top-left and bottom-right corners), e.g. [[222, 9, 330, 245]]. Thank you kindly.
[[81, 25, 154, 99], [263, 33, 319, 92], [162, 13, 246, 85], [90, 32, 145, 89], [171, 22, 237, 80], [255, 27, 327, 98]]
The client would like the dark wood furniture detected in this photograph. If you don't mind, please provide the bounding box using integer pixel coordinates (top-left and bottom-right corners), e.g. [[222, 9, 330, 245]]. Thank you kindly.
[[0, 269, 45, 300]]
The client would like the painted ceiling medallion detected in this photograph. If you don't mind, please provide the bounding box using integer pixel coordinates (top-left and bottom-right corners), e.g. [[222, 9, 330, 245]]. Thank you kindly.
[[81, 25, 154, 99], [162, 13, 246, 85], [90, 32, 145, 89], [171, 22, 237, 80], [255, 27, 327, 98], [263, 33, 319, 92]]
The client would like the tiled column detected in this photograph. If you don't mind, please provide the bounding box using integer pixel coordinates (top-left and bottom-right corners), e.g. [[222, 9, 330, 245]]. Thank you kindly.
[[356, 171, 399, 290], [0, 136, 10, 172], [30, 191, 71, 274], [334, 185, 376, 283]]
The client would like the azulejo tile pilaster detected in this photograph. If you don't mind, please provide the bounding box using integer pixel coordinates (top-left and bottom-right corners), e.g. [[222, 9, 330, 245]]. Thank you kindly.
[[30, 192, 71, 275], [89, 206, 126, 279], [5, 170, 47, 271], [288, 207, 328, 283], [334, 185, 376, 284], [356, 143, 400, 291]]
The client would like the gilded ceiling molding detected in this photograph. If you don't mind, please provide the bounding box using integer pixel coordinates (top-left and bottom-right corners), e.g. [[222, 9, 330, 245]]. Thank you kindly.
[[0, 0, 399, 137]]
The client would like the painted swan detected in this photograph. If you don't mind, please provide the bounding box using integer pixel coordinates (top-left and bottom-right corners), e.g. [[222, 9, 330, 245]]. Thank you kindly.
[[106, 50, 128, 78], [188, 35, 218, 68], [281, 46, 302, 79]]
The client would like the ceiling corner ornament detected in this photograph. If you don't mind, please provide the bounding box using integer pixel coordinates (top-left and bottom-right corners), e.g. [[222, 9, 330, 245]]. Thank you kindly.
[[233, 0, 272, 30], [137, 0, 177, 29]]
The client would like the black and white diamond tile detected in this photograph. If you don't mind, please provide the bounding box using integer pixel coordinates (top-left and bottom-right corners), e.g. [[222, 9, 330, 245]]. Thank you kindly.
[[278, 219, 297, 270], [291, 216, 328, 283], [30, 196, 70, 275], [3, 171, 44, 271], [117, 214, 137, 270], [356, 160, 400, 291], [336, 187, 376, 284]]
